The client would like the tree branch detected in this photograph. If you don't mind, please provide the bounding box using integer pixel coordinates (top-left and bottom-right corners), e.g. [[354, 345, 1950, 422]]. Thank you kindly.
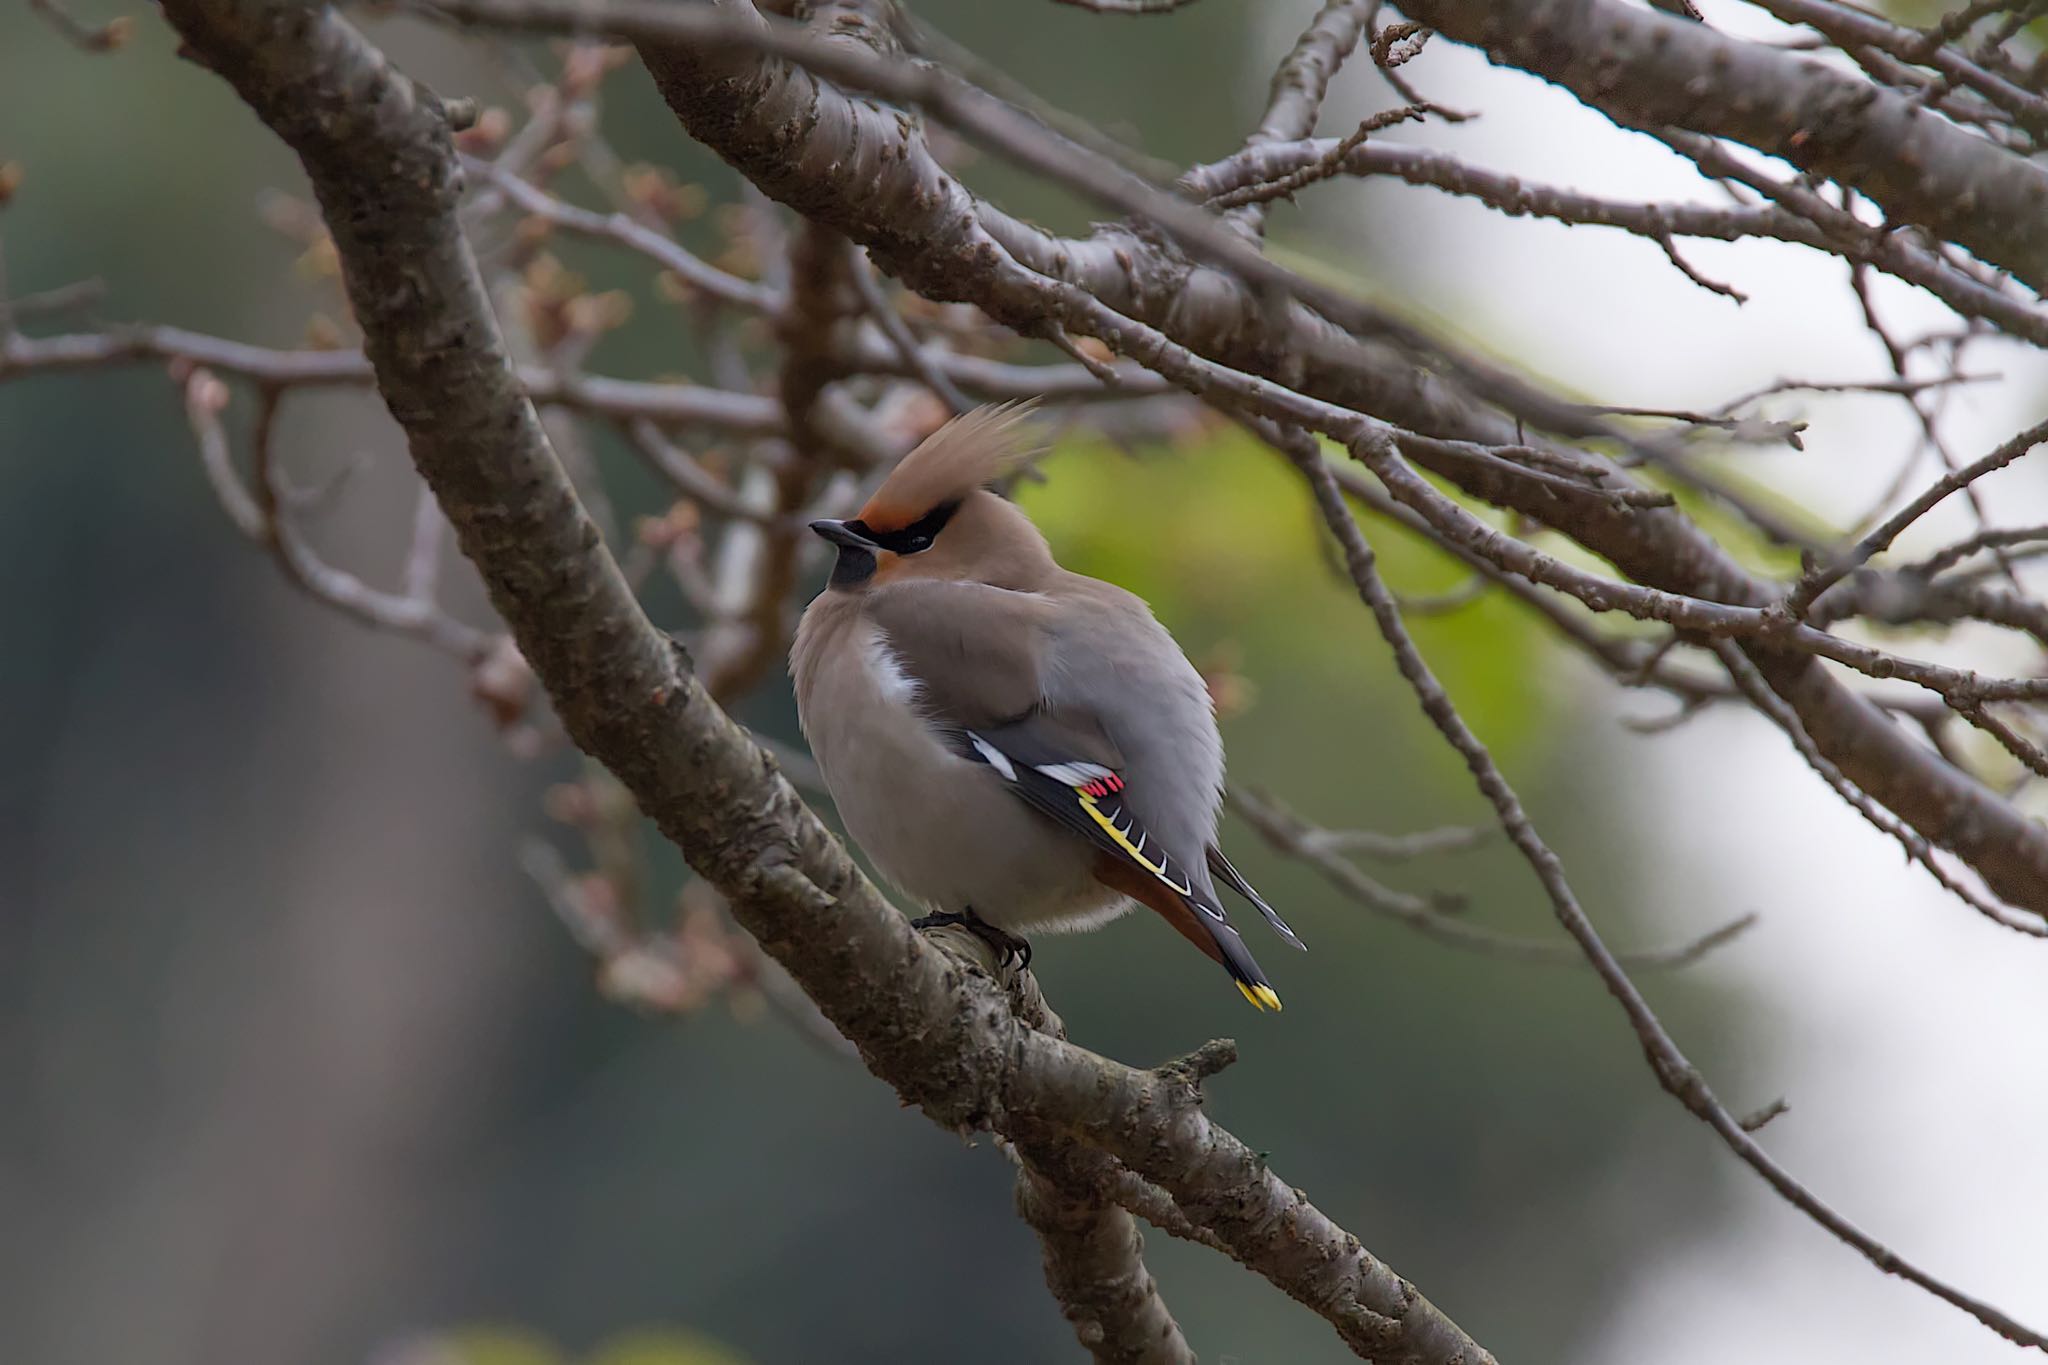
[[0, 324, 789, 428], [1004, 985, 1197, 1365], [1229, 785, 1758, 967], [1396, 0, 2048, 290], [153, 2, 1495, 1360], [1224, 0, 1372, 236], [1011, 1174, 1198, 1365], [1185, 135, 1835, 252]]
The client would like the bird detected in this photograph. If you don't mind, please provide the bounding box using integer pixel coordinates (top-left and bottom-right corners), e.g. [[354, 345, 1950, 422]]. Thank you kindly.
[[790, 402, 1303, 1010]]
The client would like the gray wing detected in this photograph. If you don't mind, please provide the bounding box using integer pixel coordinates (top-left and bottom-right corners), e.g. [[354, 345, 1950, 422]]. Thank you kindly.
[[863, 579, 1125, 768], [865, 579, 1293, 1001], [863, 579, 1198, 890], [871, 578, 1221, 895], [864, 580, 1057, 730]]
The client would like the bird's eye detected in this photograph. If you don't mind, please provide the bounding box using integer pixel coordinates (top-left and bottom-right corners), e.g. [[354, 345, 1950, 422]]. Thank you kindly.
[[868, 500, 957, 556]]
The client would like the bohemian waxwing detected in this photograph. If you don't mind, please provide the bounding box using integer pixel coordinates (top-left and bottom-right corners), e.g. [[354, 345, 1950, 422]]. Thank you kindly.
[[790, 403, 1303, 1010]]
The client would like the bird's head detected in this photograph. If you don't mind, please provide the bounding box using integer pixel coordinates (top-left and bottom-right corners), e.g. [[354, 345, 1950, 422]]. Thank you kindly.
[[810, 402, 1054, 593]]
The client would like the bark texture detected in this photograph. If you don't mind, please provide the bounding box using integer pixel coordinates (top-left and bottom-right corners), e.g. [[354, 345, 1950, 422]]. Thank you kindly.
[[1398, 0, 2048, 290]]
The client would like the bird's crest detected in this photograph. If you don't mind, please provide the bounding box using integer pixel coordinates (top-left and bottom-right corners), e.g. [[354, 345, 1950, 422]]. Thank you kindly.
[[858, 401, 1041, 531]]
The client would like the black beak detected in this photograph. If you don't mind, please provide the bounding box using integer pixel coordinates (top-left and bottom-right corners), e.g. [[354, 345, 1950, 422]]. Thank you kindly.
[[809, 518, 877, 550], [812, 518, 882, 588]]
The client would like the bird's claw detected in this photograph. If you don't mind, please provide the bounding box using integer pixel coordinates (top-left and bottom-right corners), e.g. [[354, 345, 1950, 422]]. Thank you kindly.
[[911, 907, 1033, 970]]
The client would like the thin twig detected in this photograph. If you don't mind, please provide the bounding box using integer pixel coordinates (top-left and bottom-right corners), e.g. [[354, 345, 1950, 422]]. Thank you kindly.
[[1708, 639, 2045, 933], [463, 152, 781, 312], [180, 369, 492, 659], [1049, 0, 1202, 11], [1285, 427, 2048, 1349], [1205, 104, 1435, 211], [26, 0, 132, 51], [1783, 415, 2048, 618], [1901, 524, 2048, 578], [1230, 786, 1755, 969], [0, 324, 790, 430], [846, 249, 975, 413]]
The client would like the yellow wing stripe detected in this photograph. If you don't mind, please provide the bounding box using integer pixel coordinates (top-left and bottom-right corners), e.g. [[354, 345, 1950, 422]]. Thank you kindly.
[[1077, 791, 1179, 883], [1081, 791, 1284, 1013]]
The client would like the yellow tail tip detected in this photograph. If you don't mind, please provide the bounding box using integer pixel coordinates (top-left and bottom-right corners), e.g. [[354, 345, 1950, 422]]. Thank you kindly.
[[1235, 981, 1283, 1012]]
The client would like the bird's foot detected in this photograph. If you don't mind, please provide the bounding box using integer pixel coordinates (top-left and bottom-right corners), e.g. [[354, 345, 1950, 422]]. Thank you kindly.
[[911, 907, 1033, 969]]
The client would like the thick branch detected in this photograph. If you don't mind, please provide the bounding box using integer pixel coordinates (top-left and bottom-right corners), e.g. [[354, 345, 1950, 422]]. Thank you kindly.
[[1012, 1180, 1197, 1365], [1748, 0, 2048, 139], [1395, 0, 2048, 290], [1006, 987, 1196, 1365]]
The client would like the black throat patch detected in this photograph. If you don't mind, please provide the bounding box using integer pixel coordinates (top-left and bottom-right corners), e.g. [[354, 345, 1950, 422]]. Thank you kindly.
[[830, 543, 877, 587]]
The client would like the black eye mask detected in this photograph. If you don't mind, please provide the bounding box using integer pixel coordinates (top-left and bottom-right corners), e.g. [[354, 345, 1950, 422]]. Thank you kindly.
[[847, 499, 962, 557], [827, 499, 962, 587]]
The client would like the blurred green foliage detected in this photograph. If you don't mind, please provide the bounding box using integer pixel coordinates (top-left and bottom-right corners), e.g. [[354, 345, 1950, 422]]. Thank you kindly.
[[426, 1325, 753, 1365]]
